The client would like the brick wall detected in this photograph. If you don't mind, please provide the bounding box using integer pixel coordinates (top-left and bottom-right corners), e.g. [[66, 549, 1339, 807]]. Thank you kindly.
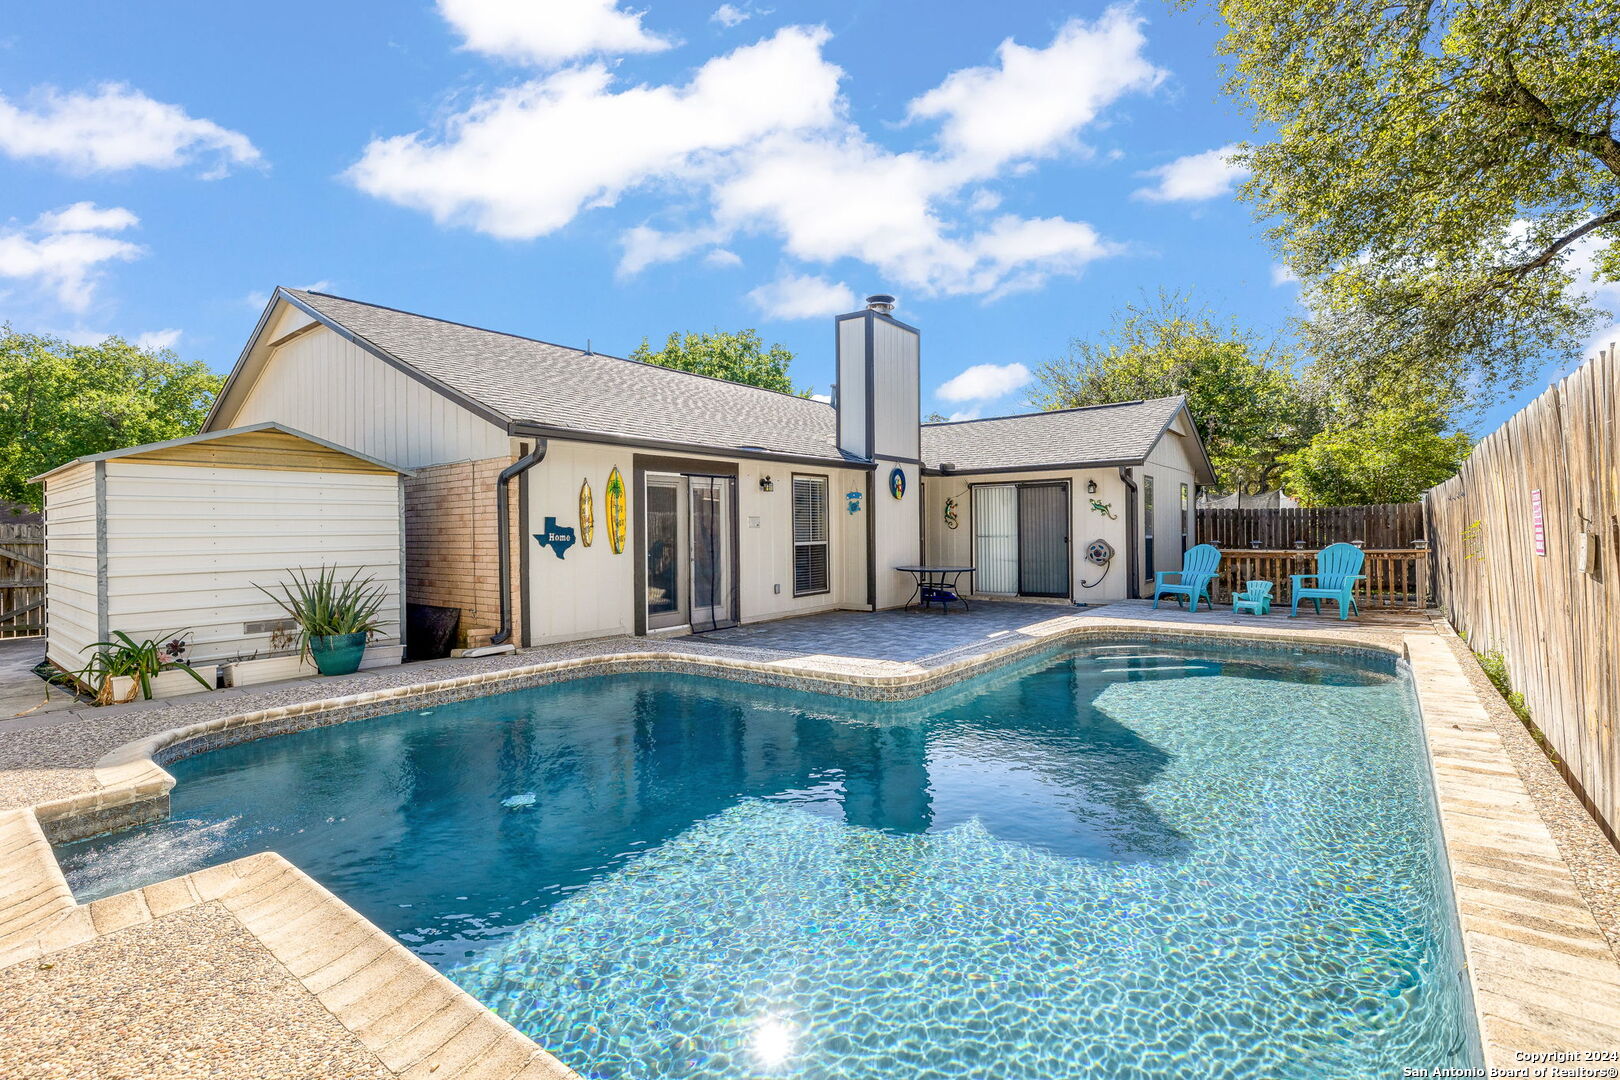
[[403, 456, 522, 645]]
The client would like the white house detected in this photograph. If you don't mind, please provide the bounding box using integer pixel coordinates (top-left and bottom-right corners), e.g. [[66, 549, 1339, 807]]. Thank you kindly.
[[199, 288, 1214, 649]]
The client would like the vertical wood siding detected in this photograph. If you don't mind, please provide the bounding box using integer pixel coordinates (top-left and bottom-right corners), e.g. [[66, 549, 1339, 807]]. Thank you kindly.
[[1427, 346, 1620, 838], [229, 326, 508, 468]]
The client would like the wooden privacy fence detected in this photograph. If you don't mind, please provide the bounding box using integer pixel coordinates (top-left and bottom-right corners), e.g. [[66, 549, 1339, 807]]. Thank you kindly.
[[0, 523, 44, 638], [1427, 345, 1619, 839], [1197, 503, 1425, 550], [1209, 548, 1431, 609]]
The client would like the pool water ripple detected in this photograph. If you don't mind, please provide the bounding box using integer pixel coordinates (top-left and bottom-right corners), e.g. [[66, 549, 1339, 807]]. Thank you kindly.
[[57, 644, 1479, 1078]]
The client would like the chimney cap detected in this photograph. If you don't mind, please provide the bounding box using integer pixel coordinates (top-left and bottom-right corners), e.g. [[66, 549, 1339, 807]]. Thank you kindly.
[[865, 294, 896, 314]]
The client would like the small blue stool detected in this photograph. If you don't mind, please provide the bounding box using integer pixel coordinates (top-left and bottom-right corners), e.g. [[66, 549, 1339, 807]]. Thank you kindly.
[[1232, 580, 1274, 616]]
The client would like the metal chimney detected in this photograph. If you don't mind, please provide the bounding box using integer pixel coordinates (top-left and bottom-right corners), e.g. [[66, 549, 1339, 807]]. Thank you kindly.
[[865, 293, 896, 315]]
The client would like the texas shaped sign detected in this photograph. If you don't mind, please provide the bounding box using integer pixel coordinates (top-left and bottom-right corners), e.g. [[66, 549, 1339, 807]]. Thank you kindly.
[[535, 517, 577, 559]]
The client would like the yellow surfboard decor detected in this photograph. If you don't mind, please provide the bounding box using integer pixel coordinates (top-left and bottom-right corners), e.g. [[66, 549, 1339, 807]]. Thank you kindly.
[[578, 477, 595, 548], [605, 466, 627, 555]]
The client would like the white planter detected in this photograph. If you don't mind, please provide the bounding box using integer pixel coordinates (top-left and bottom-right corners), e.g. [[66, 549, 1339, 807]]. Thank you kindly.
[[221, 654, 316, 688], [108, 666, 217, 702]]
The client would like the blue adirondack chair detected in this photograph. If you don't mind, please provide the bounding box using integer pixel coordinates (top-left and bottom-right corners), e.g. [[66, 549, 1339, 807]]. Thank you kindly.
[[1152, 543, 1222, 612], [1289, 543, 1366, 620], [1232, 580, 1273, 616]]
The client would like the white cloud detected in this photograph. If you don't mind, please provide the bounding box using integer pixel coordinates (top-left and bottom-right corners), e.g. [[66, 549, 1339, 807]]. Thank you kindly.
[[947, 408, 981, 422], [1133, 143, 1249, 203], [711, 4, 754, 27], [437, 0, 671, 65], [618, 224, 727, 276], [0, 84, 260, 176], [0, 203, 143, 311], [350, 27, 841, 240], [907, 8, 1164, 174], [351, 9, 1160, 301], [1271, 263, 1299, 286], [134, 328, 181, 351], [809, 392, 832, 403], [935, 361, 1032, 403], [705, 248, 742, 267], [746, 272, 856, 319]]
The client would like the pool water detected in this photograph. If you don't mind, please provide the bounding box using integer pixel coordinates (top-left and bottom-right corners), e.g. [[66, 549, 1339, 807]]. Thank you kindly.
[[58, 642, 1480, 1079]]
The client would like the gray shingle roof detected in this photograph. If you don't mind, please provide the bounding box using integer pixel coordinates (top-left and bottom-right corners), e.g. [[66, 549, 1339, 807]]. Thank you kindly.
[[921, 397, 1194, 473], [286, 289, 854, 463], [281, 290, 1207, 477]]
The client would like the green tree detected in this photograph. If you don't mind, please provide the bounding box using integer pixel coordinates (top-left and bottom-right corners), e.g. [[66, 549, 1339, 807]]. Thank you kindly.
[[1280, 407, 1473, 505], [1029, 292, 1323, 494], [0, 327, 223, 509], [1204, 0, 1620, 406], [631, 328, 807, 395]]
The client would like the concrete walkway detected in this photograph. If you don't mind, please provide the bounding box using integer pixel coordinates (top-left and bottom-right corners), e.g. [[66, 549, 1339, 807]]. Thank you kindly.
[[0, 637, 77, 721]]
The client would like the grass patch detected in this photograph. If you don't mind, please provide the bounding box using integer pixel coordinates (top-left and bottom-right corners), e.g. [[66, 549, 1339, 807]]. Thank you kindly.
[[1476, 649, 1560, 764]]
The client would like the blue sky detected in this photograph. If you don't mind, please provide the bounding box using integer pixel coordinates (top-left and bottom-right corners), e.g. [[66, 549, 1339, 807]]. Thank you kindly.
[[0, 0, 1599, 435]]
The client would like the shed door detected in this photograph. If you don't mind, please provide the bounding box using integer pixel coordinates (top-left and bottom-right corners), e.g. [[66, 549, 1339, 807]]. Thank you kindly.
[[972, 485, 1018, 594], [1018, 483, 1070, 597]]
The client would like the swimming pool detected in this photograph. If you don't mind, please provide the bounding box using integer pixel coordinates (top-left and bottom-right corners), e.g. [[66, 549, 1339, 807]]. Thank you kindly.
[[58, 640, 1480, 1078]]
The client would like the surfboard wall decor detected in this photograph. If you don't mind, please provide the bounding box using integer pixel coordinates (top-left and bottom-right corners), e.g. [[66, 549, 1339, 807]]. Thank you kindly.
[[605, 466, 627, 554], [578, 478, 595, 547]]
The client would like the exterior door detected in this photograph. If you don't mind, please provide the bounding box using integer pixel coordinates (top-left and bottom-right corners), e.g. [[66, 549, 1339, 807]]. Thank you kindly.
[[645, 474, 688, 630], [689, 475, 737, 631], [972, 485, 1019, 594], [1017, 482, 1070, 597]]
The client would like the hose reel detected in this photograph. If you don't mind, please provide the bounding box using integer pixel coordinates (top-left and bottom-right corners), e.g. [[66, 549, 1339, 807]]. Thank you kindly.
[[1080, 538, 1115, 589]]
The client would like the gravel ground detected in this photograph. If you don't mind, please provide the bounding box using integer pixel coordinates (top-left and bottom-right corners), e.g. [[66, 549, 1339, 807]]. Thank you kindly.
[[0, 902, 395, 1080], [1439, 626, 1620, 960]]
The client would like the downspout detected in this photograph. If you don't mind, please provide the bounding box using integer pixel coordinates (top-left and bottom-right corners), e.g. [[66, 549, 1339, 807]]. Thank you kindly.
[[492, 440, 548, 646], [1118, 466, 1140, 599]]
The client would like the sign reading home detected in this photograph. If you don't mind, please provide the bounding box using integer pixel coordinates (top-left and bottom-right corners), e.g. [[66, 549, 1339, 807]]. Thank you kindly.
[[535, 518, 576, 559]]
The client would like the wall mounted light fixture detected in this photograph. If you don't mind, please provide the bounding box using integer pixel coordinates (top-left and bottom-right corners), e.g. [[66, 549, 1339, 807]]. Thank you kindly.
[[1087, 478, 1098, 494], [759, 475, 774, 492]]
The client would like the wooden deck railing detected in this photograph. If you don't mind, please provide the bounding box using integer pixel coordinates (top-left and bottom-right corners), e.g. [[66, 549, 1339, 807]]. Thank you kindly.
[[1208, 548, 1431, 609]]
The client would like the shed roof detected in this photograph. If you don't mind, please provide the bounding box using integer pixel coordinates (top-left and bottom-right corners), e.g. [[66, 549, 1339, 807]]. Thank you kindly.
[[279, 289, 857, 465], [921, 397, 1216, 482], [30, 422, 413, 483]]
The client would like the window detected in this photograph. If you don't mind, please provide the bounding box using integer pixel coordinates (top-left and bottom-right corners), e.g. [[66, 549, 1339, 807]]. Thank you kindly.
[[1180, 482, 1190, 556], [792, 475, 829, 595], [1143, 475, 1155, 578]]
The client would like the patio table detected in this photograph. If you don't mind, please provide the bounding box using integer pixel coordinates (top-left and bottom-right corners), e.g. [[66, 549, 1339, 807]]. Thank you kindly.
[[894, 565, 975, 613]]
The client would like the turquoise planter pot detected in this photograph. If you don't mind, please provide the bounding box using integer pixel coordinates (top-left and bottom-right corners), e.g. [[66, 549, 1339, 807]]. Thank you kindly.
[[309, 632, 367, 676]]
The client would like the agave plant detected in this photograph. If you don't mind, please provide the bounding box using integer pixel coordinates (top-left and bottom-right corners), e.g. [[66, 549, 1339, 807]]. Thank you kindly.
[[74, 630, 213, 704], [255, 566, 389, 657]]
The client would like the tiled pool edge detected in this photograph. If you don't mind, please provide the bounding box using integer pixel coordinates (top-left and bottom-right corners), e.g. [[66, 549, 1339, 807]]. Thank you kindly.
[[1404, 634, 1620, 1064], [4, 615, 1616, 1076]]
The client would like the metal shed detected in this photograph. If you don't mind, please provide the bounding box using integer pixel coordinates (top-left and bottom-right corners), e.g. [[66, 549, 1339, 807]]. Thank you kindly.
[[32, 422, 410, 676]]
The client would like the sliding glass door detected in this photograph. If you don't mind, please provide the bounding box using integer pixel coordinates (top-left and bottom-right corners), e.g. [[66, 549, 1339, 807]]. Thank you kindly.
[[643, 472, 737, 632]]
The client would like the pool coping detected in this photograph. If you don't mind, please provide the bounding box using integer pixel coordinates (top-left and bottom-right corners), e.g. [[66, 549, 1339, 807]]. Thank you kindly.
[[4, 613, 1617, 1075]]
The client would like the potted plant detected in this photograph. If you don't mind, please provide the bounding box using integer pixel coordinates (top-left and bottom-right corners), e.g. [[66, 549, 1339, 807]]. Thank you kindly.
[[74, 631, 215, 704], [257, 566, 389, 677]]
